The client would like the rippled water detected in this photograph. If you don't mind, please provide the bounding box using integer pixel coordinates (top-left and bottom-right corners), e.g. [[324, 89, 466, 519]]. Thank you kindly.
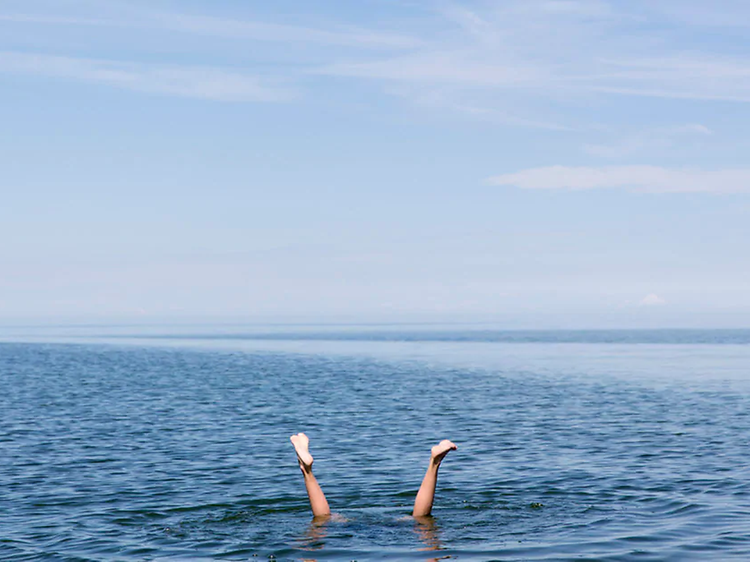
[[2, 329, 750, 560]]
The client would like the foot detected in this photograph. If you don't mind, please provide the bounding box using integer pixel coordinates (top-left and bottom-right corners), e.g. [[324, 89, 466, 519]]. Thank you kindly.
[[290, 432, 314, 470], [431, 439, 457, 465]]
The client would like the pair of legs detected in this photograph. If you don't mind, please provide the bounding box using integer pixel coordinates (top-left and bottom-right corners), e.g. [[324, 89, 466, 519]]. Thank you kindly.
[[290, 433, 457, 517]]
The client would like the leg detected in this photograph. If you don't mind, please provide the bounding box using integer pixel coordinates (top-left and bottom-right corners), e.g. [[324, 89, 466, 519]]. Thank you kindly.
[[290, 433, 331, 517], [412, 440, 457, 517]]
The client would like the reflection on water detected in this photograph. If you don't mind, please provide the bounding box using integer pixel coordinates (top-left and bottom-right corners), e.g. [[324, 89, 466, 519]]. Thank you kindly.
[[299, 514, 331, 552], [415, 516, 451, 561], [298, 514, 450, 562]]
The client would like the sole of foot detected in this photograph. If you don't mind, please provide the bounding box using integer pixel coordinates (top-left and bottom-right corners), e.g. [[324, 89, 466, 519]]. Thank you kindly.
[[290, 432, 314, 468], [431, 439, 457, 462]]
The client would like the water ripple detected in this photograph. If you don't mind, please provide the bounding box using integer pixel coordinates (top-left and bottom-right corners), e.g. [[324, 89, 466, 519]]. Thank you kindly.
[[3, 341, 750, 560]]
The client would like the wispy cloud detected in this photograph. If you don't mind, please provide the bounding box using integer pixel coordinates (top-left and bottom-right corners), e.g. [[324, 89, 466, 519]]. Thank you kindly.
[[315, 1, 750, 109], [318, 45, 750, 106], [0, 8, 420, 49], [487, 165, 750, 193], [437, 5, 497, 45], [591, 55, 750, 103], [648, 0, 750, 28], [4, 0, 750, 121], [0, 51, 293, 102], [0, 3, 420, 102], [584, 124, 713, 158], [155, 13, 421, 49], [316, 52, 545, 86], [0, 14, 109, 26], [381, 83, 572, 130]]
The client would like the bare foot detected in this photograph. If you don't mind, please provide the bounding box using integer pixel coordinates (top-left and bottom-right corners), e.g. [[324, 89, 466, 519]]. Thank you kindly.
[[431, 440, 457, 464], [290, 432, 314, 470]]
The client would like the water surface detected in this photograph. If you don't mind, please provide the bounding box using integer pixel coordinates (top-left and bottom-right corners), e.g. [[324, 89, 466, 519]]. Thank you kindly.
[[2, 328, 750, 560]]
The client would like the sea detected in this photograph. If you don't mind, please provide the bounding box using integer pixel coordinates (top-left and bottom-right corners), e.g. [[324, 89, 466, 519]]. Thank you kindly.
[[2, 325, 750, 561]]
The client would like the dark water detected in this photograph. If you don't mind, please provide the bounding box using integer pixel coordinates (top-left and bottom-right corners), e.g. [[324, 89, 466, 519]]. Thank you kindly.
[[107, 328, 750, 344], [2, 330, 750, 560]]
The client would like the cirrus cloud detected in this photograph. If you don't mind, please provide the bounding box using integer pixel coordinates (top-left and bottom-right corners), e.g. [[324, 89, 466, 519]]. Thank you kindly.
[[487, 165, 750, 193], [0, 51, 293, 102]]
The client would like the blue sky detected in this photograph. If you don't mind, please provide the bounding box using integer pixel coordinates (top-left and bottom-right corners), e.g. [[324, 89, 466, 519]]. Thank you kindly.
[[1, 0, 749, 326]]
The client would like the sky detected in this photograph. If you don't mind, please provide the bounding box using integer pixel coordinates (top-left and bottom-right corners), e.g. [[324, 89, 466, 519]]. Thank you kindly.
[[1, 0, 749, 327]]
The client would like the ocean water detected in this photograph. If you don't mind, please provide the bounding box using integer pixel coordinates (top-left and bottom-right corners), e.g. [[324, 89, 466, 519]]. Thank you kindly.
[[2, 327, 750, 561]]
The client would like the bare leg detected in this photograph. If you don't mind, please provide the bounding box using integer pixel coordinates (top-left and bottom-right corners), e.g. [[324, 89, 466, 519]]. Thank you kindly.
[[412, 440, 457, 517], [290, 433, 331, 517]]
